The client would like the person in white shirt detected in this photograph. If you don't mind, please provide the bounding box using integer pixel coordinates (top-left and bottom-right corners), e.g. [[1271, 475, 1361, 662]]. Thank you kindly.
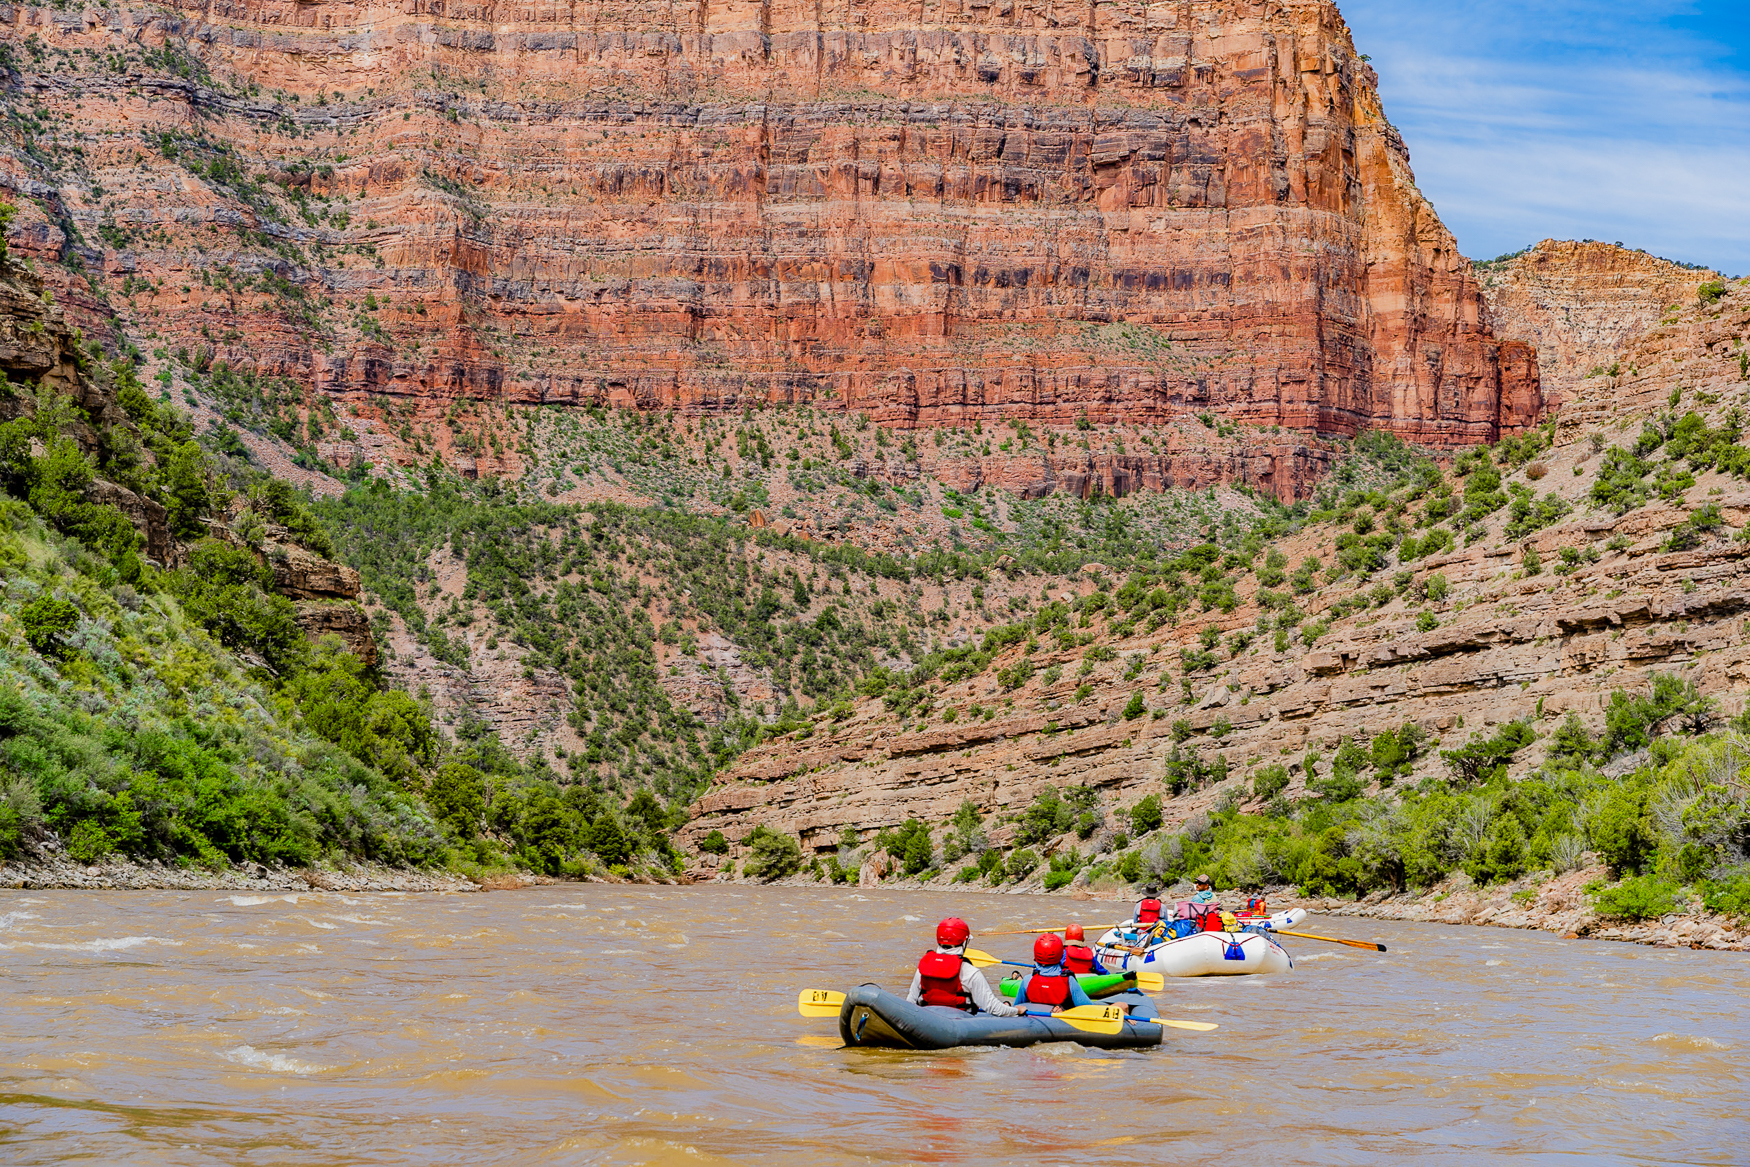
[[905, 917, 1018, 1016]]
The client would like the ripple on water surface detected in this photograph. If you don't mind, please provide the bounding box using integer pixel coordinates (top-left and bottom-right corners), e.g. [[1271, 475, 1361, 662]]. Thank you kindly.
[[0, 887, 1744, 1165]]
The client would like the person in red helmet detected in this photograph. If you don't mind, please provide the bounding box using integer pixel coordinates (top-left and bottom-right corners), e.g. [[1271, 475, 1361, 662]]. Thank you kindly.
[[906, 917, 1018, 1016], [1061, 923, 1112, 976], [1011, 932, 1097, 1016]]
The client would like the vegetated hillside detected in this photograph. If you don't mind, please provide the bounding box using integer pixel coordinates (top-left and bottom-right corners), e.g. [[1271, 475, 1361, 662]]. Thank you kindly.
[[308, 427, 1263, 787], [0, 236, 688, 880], [683, 277, 1750, 935]]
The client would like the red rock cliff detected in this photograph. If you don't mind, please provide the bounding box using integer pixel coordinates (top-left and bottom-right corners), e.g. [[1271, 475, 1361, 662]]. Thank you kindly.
[[1, 0, 1536, 446], [1478, 240, 1720, 414]]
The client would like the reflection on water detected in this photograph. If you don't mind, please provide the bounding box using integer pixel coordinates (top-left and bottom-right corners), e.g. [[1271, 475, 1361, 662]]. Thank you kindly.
[[0, 886, 1744, 1164]]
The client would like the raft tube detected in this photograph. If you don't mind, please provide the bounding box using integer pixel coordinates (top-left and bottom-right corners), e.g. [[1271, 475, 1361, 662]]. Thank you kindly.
[[836, 984, 1164, 1051], [998, 971, 1135, 1000], [1093, 930, 1292, 978]]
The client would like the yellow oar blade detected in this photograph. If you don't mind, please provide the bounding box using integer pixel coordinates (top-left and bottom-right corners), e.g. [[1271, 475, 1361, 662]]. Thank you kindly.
[[1273, 929, 1388, 953], [1132, 971, 1165, 992], [1151, 1018, 1219, 1032], [962, 949, 1004, 968], [797, 989, 846, 1018], [1027, 1004, 1124, 1036]]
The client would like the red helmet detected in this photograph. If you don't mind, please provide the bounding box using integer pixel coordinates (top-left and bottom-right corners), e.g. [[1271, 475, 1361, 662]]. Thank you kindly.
[[1064, 923, 1085, 942], [936, 917, 971, 948], [1033, 932, 1065, 965]]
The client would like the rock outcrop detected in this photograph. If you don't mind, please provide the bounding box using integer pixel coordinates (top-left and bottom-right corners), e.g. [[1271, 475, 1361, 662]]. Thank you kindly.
[[1479, 240, 1720, 413], [0, 0, 1536, 464]]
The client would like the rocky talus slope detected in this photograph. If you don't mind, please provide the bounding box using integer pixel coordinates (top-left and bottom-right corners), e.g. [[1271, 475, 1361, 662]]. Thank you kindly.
[[1479, 240, 1719, 414], [680, 280, 1750, 904], [1, 0, 1534, 479]]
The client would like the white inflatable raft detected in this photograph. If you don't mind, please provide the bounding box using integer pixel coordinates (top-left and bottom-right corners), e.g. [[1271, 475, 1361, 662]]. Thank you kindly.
[[1093, 908, 1307, 978]]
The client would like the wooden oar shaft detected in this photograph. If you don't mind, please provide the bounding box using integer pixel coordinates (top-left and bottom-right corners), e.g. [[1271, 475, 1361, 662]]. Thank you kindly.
[[1272, 929, 1387, 952]]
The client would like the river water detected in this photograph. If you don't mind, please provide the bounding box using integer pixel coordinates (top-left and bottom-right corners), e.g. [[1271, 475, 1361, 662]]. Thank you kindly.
[[0, 885, 1743, 1165]]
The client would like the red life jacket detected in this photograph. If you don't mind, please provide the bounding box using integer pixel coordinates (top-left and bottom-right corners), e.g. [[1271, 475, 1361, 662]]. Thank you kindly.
[[1021, 971, 1072, 1008], [1063, 944, 1096, 975], [917, 951, 972, 1010], [1136, 897, 1163, 925]]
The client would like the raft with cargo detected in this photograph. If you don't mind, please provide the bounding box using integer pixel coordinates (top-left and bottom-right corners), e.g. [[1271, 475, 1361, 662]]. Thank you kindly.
[[1093, 908, 1307, 978]]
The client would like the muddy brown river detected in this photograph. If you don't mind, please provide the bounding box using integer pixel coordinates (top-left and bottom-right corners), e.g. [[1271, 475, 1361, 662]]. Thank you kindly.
[[0, 885, 1744, 1164]]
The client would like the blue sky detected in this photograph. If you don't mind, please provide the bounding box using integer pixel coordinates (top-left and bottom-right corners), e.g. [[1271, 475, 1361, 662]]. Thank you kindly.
[[1339, 0, 1750, 274]]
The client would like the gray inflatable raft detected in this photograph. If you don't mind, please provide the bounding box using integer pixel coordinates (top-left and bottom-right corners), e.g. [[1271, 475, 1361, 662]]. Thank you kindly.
[[836, 984, 1164, 1051]]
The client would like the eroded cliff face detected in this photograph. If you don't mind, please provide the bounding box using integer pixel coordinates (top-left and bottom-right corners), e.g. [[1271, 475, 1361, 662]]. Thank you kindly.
[[0, 0, 1535, 463], [1479, 240, 1720, 414]]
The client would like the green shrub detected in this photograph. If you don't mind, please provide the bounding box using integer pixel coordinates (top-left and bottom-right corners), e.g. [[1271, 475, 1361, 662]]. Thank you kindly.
[[1129, 793, 1163, 834], [742, 824, 802, 881], [1252, 764, 1290, 800], [1440, 721, 1535, 785], [1600, 673, 1715, 757], [1016, 788, 1074, 845], [1700, 868, 1750, 921], [66, 819, 115, 863], [1465, 814, 1528, 885], [1424, 573, 1450, 602], [996, 657, 1035, 690], [0, 804, 21, 861], [1591, 447, 1651, 514], [19, 595, 79, 657], [1587, 781, 1655, 877], [427, 762, 487, 840], [1122, 691, 1146, 720], [698, 829, 729, 854], [168, 539, 305, 674], [1006, 847, 1039, 881], [282, 638, 438, 787], [1546, 713, 1595, 767], [1369, 723, 1428, 783], [1591, 875, 1679, 921]]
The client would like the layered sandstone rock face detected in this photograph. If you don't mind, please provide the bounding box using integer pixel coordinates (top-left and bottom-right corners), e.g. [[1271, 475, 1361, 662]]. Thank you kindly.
[[0, 0, 1535, 453], [1479, 241, 1719, 413]]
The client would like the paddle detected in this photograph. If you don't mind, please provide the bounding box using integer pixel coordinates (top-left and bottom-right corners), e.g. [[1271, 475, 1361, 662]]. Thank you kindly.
[[977, 927, 1084, 936], [798, 988, 1126, 1035], [963, 949, 1166, 993], [1136, 1017, 1219, 1032], [1013, 1004, 1126, 1035], [1271, 929, 1388, 953]]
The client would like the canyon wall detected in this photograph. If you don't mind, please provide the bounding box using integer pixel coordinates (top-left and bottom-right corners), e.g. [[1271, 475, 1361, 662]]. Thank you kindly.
[[0, 0, 1535, 450], [1479, 240, 1719, 414]]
